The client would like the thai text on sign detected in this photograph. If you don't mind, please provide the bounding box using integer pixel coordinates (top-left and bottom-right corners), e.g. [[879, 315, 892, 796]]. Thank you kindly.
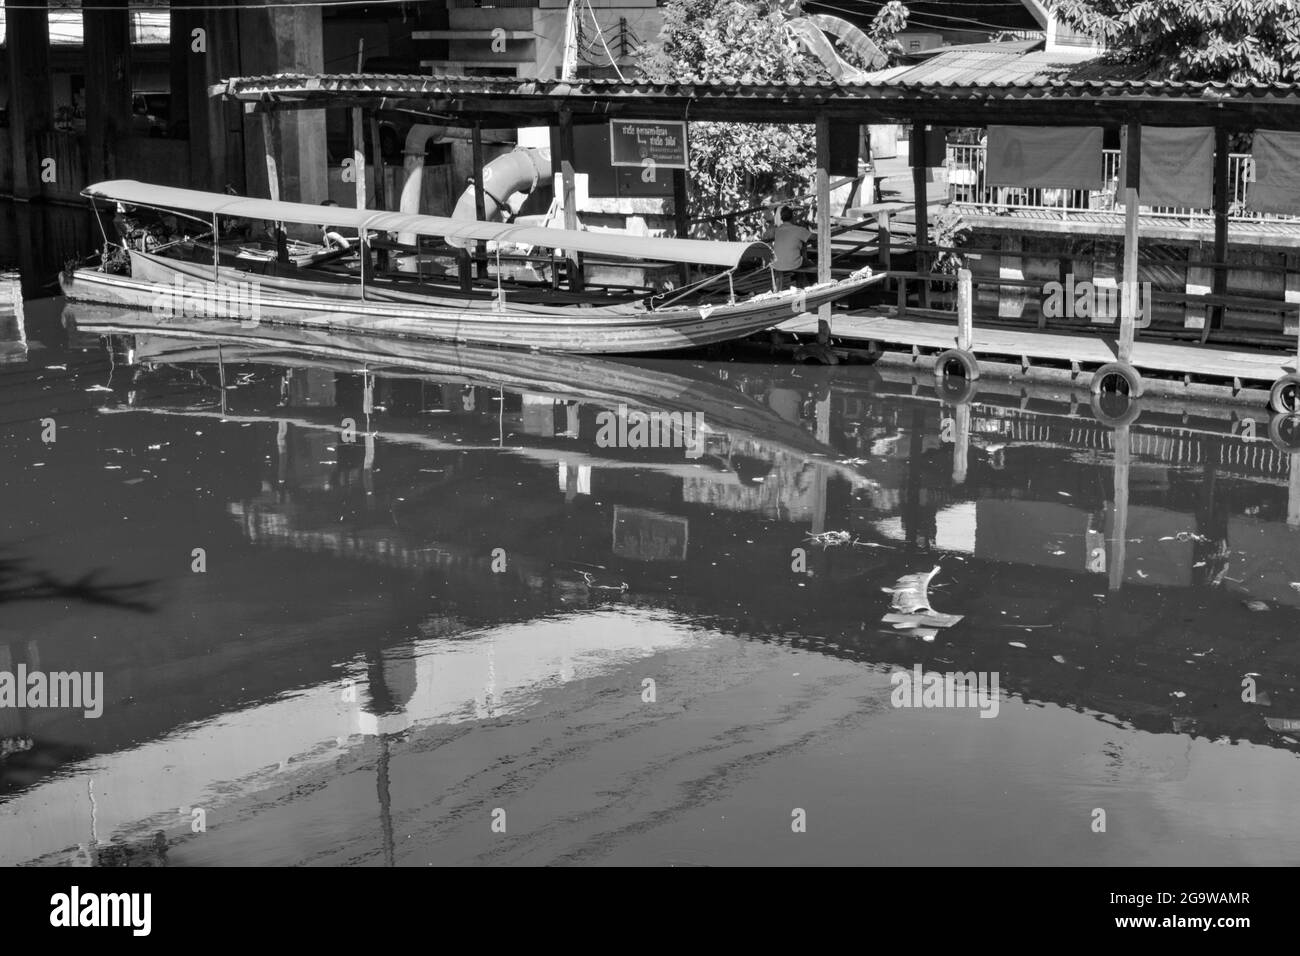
[[609, 120, 689, 170]]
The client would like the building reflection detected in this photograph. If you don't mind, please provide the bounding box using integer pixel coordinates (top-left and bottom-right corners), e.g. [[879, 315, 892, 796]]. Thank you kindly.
[[4, 308, 1297, 864]]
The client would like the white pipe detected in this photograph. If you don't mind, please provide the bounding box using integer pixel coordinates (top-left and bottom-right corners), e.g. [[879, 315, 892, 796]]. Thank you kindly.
[[398, 124, 449, 247]]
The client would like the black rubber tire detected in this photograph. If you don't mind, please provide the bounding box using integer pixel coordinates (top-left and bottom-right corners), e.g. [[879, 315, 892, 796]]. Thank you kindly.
[[1268, 413, 1300, 453], [933, 348, 980, 383], [1090, 361, 1144, 400], [1090, 390, 1143, 428], [1268, 373, 1300, 415], [936, 375, 979, 405]]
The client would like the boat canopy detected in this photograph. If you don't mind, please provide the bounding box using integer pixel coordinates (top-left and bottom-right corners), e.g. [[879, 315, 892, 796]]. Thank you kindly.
[[84, 180, 773, 269]]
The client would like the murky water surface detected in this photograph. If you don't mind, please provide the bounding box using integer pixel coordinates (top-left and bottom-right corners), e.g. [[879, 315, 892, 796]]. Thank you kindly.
[[2, 212, 1300, 866]]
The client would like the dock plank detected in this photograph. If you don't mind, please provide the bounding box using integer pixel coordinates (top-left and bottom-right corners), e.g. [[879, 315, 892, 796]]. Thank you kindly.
[[780, 311, 1299, 383]]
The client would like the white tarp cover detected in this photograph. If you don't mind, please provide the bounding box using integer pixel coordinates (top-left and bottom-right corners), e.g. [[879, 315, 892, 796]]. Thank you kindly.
[[1119, 126, 1215, 208], [1248, 130, 1300, 216], [986, 126, 1105, 189], [83, 180, 772, 268]]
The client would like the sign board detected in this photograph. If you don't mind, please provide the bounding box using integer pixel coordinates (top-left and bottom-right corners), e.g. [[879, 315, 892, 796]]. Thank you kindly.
[[609, 119, 688, 171]]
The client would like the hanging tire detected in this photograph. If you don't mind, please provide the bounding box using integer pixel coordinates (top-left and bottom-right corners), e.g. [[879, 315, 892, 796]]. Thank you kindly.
[[1090, 390, 1143, 428], [933, 348, 980, 383], [1090, 361, 1144, 400], [1268, 413, 1300, 453], [1268, 373, 1300, 415]]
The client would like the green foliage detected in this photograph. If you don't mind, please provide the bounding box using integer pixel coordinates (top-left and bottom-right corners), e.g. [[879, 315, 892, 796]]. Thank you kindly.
[[1054, 0, 1300, 83], [637, 0, 907, 238], [930, 206, 971, 275]]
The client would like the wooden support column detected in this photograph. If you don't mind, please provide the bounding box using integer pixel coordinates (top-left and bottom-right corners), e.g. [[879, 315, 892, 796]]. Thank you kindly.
[[84, 0, 133, 184], [815, 115, 833, 344], [1289, 452, 1300, 528], [951, 402, 970, 486], [957, 268, 973, 351], [673, 168, 690, 287], [5, 0, 53, 200], [910, 122, 930, 309], [260, 109, 288, 264], [369, 114, 388, 210], [260, 111, 281, 201], [351, 107, 367, 211], [471, 121, 489, 280], [1109, 425, 1131, 591], [1119, 120, 1141, 365], [1210, 126, 1230, 337], [558, 110, 583, 292]]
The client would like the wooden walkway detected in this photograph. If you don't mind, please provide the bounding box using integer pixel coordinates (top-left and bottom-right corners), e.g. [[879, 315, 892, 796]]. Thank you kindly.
[[781, 310, 1299, 385]]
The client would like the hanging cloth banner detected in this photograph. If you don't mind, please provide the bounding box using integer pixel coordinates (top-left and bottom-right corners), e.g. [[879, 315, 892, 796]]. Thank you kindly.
[[986, 126, 1104, 189], [1118, 126, 1215, 208], [1248, 130, 1300, 217]]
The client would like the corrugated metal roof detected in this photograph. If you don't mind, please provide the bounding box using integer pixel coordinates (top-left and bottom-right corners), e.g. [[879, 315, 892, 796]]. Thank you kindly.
[[216, 71, 1300, 101]]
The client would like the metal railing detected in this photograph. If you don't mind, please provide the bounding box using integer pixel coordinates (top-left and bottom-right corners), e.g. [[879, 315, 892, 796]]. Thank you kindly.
[[946, 144, 1298, 223]]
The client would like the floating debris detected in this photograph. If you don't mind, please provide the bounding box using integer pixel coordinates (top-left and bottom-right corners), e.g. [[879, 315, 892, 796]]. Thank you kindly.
[[1243, 600, 1270, 612], [1158, 531, 1209, 543], [1265, 717, 1300, 734], [1052, 654, 1066, 664], [1171, 691, 1186, 698], [881, 566, 964, 636], [1008, 641, 1027, 648]]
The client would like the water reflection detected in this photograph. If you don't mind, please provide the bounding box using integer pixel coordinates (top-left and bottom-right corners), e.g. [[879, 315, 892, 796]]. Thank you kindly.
[[1, 302, 1298, 864]]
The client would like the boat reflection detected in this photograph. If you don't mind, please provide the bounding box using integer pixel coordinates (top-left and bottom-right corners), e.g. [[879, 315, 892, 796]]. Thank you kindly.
[[1, 305, 1297, 863]]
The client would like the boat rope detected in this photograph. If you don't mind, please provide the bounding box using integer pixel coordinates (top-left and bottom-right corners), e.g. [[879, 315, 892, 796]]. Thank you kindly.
[[648, 268, 732, 310]]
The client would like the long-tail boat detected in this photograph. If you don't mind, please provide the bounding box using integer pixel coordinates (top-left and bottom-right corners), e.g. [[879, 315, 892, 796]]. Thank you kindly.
[[60, 180, 880, 354]]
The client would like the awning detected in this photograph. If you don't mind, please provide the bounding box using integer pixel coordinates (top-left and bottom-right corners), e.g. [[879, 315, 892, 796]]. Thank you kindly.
[[82, 180, 772, 269]]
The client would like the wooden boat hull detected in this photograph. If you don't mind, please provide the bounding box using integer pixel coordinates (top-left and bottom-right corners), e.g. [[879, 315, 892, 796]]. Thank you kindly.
[[59, 251, 881, 355]]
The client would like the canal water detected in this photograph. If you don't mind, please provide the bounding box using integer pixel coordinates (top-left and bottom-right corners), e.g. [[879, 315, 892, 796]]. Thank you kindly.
[[2, 208, 1300, 866]]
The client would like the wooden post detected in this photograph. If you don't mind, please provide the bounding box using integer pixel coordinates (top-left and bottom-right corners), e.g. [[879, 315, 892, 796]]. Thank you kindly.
[[260, 110, 289, 264], [211, 214, 220, 283], [952, 402, 970, 485], [260, 111, 280, 202], [1110, 425, 1131, 591], [558, 110, 583, 292], [369, 113, 387, 210], [877, 210, 892, 272], [1210, 125, 1230, 336], [351, 107, 367, 212], [1119, 120, 1141, 366], [911, 122, 930, 309], [957, 267, 973, 351], [471, 121, 489, 280], [815, 114, 833, 344], [359, 231, 369, 299], [1289, 452, 1300, 528], [673, 167, 690, 287]]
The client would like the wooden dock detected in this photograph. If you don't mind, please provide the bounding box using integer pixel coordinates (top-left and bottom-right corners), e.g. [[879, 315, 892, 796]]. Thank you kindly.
[[782, 309, 1297, 389]]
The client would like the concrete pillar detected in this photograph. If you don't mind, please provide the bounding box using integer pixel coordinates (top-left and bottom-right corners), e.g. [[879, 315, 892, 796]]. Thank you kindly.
[[239, 1, 326, 203], [83, 0, 134, 184], [1185, 243, 1212, 331], [4, 0, 53, 199], [998, 234, 1026, 319], [1285, 253, 1300, 339]]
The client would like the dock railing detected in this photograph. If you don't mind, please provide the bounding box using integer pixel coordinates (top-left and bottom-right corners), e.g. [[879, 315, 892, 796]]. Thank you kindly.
[[946, 145, 1297, 223]]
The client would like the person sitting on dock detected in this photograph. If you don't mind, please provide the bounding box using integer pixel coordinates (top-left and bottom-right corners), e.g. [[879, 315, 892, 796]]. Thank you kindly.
[[770, 205, 812, 290]]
